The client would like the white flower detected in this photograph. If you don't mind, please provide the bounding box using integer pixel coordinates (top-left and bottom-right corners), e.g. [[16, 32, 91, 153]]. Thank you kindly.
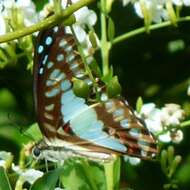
[[139, 103, 163, 133], [0, 0, 38, 27], [122, 0, 131, 6], [161, 104, 185, 126], [158, 131, 171, 143], [0, 151, 12, 168], [172, 0, 190, 6], [40, 0, 97, 56], [138, 102, 185, 143], [122, 0, 190, 23], [171, 129, 183, 143], [124, 155, 141, 165], [21, 169, 43, 184], [0, 160, 6, 167], [13, 165, 44, 185]]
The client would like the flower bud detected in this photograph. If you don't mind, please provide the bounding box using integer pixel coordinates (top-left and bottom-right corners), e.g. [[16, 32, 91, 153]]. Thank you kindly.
[[166, 0, 177, 26], [73, 78, 90, 98]]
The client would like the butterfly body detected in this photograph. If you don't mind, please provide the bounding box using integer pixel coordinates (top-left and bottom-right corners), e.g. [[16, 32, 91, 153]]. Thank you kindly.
[[33, 24, 158, 162]]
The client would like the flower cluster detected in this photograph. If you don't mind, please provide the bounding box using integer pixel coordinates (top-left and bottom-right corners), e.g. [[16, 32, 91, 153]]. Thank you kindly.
[[122, 0, 190, 23], [138, 103, 185, 143], [0, 0, 38, 35], [40, 0, 98, 59]]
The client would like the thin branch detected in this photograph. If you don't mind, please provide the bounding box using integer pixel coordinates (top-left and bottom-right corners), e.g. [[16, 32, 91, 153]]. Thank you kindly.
[[113, 16, 190, 45], [0, 0, 94, 44]]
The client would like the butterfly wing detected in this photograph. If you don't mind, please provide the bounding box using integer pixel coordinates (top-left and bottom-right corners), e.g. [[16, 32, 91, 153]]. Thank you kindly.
[[33, 25, 92, 139], [33, 25, 157, 160], [59, 99, 158, 159]]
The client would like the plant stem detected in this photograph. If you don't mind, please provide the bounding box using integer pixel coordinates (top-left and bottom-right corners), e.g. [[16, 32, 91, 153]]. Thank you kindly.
[[104, 160, 115, 190], [0, 0, 94, 43], [113, 16, 190, 45], [80, 159, 98, 190], [180, 120, 190, 127], [100, 0, 110, 76]]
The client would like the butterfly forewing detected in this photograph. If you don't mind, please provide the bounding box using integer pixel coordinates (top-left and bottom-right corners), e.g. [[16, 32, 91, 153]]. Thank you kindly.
[[33, 25, 92, 139]]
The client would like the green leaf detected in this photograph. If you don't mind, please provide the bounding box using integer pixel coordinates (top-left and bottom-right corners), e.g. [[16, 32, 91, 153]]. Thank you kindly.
[[136, 97, 143, 113], [108, 17, 115, 42], [176, 155, 190, 184], [24, 123, 42, 141], [0, 167, 12, 190], [61, 160, 92, 190], [89, 31, 98, 49], [88, 59, 102, 78], [30, 168, 64, 190], [107, 76, 122, 98]]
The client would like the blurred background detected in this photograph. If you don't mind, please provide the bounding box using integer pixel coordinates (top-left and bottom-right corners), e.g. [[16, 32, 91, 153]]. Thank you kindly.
[[0, 1, 190, 189]]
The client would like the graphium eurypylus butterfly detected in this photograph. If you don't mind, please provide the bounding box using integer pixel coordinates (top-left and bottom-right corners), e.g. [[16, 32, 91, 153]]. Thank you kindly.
[[33, 24, 158, 162]]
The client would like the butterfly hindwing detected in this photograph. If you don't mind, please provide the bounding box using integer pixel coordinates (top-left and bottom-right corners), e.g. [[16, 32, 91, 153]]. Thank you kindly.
[[56, 99, 158, 159]]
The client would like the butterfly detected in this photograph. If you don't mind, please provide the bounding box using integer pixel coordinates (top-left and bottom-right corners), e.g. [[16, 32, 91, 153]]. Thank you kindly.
[[32, 24, 158, 163]]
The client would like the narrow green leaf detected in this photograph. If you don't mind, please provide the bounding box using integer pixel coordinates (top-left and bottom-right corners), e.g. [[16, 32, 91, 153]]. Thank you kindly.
[[89, 31, 98, 49], [107, 76, 122, 98], [0, 167, 12, 190], [30, 168, 64, 190], [108, 17, 115, 42], [136, 97, 143, 113], [24, 123, 42, 141]]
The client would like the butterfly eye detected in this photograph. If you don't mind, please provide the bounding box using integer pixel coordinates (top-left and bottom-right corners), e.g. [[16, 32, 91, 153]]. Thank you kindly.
[[32, 146, 41, 158]]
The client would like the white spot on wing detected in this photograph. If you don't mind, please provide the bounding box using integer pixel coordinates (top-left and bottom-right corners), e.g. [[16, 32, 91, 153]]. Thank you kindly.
[[50, 69, 61, 80], [61, 80, 71, 91], [44, 123, 56, 132], [47, 61, 54, 69], [42, 54, 48, 65], [129, 128, 140, 138], [45, 87, 60, 97], [53, 26, 58, 33], [66, 53, 75, 62], [38, 45, 44, 54], [120, 119, 129, 128], [45, 104, 55, 111], [39, 67, 43, 74], [44, 112, 54, 120], [57, 54, 64, 62], [59, 39, 67, 48], [45, 36, 53, 45]]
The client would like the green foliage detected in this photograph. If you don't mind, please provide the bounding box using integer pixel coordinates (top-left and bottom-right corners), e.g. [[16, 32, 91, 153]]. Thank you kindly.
[[31, 168, 64, 190], [0, 167, 12, 190]]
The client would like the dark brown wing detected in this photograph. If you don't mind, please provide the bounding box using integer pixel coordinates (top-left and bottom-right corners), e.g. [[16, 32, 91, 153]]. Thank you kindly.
[[33, 25, 92, 139]]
